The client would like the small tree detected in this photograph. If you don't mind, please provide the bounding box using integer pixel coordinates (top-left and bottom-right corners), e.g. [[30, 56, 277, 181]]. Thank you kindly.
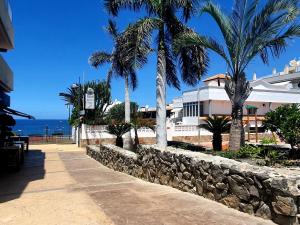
[[263, 104, 300, 150], [201, 116, 231, 151], [106, 102, 155, 148], [106, 122, 132, 148], [59, 80, 111, 126], [131, 117, 155, 148], [106, 102, 139, 122]]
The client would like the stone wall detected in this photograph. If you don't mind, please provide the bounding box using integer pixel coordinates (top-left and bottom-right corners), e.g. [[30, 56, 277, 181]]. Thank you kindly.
[[87, 145, 300, 225]]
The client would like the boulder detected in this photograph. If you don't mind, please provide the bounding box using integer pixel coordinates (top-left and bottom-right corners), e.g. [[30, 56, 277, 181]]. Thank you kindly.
[[272, 196, 298, 216]]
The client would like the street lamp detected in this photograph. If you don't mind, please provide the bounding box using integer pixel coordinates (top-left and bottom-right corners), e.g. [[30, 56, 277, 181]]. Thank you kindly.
[[71, 83, 82, 147]]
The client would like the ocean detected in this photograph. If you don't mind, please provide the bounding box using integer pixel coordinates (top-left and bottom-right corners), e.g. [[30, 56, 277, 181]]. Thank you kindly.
[[13, 119, 72, 136]]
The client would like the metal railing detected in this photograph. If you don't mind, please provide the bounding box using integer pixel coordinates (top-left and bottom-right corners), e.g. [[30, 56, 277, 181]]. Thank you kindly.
[[174, 125, 198, 132], [29, 135, 74, 144]]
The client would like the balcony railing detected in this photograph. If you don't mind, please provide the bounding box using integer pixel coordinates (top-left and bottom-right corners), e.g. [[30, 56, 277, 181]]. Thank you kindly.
[[0, 54, 13, 91]]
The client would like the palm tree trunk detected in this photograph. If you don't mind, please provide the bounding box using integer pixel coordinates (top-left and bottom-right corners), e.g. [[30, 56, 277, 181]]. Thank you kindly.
[[229, 104, 245, 151], [123, 75, 133, 150], [156, 36, 167, 149], [225, 73, 251, 151]]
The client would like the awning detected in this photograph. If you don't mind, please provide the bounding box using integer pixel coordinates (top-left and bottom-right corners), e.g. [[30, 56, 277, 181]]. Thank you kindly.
[[2, 108, 35, 119]]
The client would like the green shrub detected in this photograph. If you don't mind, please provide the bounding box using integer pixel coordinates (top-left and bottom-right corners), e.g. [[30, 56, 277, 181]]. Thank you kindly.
[[236, 145, 262, 158], [217, 151, 237, 159], [106, 122, 132, 148], [260, 136, 277, 145]]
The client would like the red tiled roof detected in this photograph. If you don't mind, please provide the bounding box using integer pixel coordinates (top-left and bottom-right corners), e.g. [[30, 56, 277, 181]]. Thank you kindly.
[[203, 74, 227, 82]]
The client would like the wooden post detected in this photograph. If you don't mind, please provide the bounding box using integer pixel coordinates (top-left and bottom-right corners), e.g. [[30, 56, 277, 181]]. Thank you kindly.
[[255, 110, 258, 143], [247, 112, 250, 142]]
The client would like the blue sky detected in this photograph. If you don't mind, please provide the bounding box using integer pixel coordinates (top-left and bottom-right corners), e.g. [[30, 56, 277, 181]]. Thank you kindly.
[[5, 0, 300, 119]]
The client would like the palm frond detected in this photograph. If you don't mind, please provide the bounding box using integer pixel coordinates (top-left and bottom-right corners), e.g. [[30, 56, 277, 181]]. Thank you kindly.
[[201, 1, 234, 61], [118, 17, 161, 70], [89, 51, 112, 68], [104, 0, 156, 16], [164, 42, 180, 89], [106, 19, 118, 39], [174, 31, 231, 72]]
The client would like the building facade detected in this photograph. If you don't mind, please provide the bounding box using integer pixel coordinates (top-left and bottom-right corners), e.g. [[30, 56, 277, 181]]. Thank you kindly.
[[171, 63, 300, 129], [0, 0, 13, 110]]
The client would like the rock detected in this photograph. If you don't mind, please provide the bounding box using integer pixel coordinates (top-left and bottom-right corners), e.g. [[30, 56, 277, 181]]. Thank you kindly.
[[205, 192, 215, 200], [216, 182, 227, 190], [228, 177, 250, 201], [171, 163, 177, 172], [231, 174, 247, 184], [205, 175, 214, 183], [178, 172, 183, 180], [204, 182, 215, 192], [159, 174, 170, 185], [272, 196, 297, 216], [180, 163, 186, 172], [249, 185, 260, 198], [183, 171, 192, 180], [171, 176, 180, 188], [195, 179, 203, 195], [220, 195, 240, 209], [200, 161, 210, 171], [239, 203, 254, 214], [250, 198, 261, 210], [255, 203, 272, 219], [182, 179, 193, 188]]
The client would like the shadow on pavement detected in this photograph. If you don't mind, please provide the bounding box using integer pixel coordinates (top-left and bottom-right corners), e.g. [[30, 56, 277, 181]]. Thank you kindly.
[[0, 149, 46, 203]]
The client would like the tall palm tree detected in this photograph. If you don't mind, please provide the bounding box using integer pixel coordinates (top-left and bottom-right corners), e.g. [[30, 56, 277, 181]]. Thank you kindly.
[[89, 20, 144, 150], [175, 0, 300, 150], [105, 0, 208, 149]]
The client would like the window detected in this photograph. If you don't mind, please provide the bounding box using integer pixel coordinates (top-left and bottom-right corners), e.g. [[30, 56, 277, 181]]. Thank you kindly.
[[247, 108, 257, 115], [183, 102, 203, 117]]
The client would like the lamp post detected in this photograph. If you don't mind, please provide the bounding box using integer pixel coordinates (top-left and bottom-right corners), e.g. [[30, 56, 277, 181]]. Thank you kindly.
[[72, 83, 82, 147], [66, 103, 71, 139]]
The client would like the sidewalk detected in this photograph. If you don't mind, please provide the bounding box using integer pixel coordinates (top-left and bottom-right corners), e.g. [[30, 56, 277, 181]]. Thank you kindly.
[[0, 144, 275, 225], [0, 144, 113, 225]]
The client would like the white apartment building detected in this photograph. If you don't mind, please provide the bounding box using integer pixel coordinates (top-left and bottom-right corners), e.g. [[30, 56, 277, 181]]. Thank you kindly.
[[172, 61, 300, 129]]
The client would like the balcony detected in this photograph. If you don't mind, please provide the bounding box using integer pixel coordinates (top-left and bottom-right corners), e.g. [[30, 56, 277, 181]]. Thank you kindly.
[[0, 0, 14, 51], [0, 54, 13, 92]]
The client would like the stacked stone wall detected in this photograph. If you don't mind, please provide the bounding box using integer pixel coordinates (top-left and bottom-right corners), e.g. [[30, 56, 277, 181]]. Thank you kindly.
[[87, 145, 300, 225]]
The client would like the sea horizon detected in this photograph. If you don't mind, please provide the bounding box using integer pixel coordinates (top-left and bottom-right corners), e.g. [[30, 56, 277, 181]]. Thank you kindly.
[[13, 119, 71, 136]]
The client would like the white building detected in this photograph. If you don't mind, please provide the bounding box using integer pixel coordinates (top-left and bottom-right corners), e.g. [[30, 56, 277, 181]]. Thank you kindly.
[[172, 61, 300, 128]]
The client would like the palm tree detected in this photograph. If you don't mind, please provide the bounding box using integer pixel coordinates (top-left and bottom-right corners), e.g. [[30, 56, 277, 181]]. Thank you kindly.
[[105, 0, 208, 149], [175, 0, 300, 150], [89, 20, 143, 150], [106, 122, 132, 148], [59, 86, 78, 106], [201, 116, 230, 152]]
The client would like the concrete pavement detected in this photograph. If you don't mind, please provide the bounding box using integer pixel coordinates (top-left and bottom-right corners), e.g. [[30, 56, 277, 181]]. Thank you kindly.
[[0, 144, 275, 225]]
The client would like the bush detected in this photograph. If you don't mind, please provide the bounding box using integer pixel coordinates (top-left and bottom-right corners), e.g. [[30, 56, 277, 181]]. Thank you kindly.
[[217, 151, 237, 159], [218, 145, 262, 159], [106, 122, 132, 148], [263, 104, 300, 149], [201, 116, 230, 151], [260, 136, 277, 145], [237, 145, 262, 158]]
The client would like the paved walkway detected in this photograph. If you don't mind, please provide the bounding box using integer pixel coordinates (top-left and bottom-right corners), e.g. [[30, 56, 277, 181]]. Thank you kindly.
[[0, 144, 275, 225]]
